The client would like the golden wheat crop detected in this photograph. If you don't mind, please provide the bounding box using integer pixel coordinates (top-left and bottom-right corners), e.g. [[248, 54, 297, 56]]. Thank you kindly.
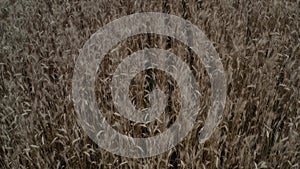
[[1, 0, 299, 168]]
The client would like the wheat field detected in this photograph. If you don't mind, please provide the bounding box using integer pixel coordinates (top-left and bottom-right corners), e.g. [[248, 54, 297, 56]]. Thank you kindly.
[[1, 0, 299, 168]]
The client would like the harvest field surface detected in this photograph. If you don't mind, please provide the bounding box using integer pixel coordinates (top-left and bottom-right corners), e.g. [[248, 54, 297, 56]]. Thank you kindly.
[[1, 0, 299, 168]]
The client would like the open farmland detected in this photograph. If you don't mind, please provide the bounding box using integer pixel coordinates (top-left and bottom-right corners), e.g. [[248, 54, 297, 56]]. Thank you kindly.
[[0, 0, 299, 168]]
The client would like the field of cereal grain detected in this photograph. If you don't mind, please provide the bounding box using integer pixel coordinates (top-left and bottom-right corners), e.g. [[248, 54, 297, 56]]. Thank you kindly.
[[1, 0, 299, 168]]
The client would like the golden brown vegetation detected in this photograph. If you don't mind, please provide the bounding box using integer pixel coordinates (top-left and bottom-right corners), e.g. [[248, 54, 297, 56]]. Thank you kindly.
[[1, 0, 299, 168]]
